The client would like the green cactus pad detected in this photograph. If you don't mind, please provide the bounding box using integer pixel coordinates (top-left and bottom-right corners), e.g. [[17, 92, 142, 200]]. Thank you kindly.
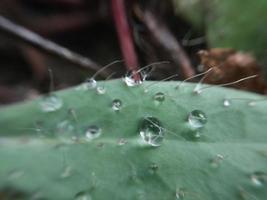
[[0, 80, 266, 200]]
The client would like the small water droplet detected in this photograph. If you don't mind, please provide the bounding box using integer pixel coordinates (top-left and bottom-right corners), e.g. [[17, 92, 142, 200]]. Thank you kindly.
[[188, 110, 207, 129], [30, 191, 44, 200], [40, 94, 63, 112], [60, 166, 73, 178], [85, 125, 101, 141], [176, 188, 185, 199], [248, 101, 256, 106], [148, 163, 159, 174], [74, 192, 92, 200], [123, 71, 143, 87], [85, 78, 97, 89], [154, 92, 165, 104], [112, 99, 122, 111], [8, 170, 25, 180], [117, 138, 127, 146], [210, 154, 225, 168], [139, 117, 164, 147], [223, 99, 231, 107], [250, 171, 267, 187], [96, 86, 106, 94], [57, 120, 74, 133]]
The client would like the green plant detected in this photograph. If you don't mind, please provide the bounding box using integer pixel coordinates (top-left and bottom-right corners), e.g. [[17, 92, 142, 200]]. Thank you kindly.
[[0, 79, 266, 200]]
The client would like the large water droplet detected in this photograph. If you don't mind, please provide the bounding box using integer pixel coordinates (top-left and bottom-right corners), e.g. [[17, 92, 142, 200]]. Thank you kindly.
[[188, 110, 207, 129], [139, 117, 164, 147], [85, 78, 97, 89], [40, 94, 63, 112], [154, 92, 165, 104], [250, 171, 267, 187], [74, 192, 92, 200], [85, 125, 102, 141], [96, 86, 106, 94], [112, 99, 122, 111], [123, 71, 143, 87]]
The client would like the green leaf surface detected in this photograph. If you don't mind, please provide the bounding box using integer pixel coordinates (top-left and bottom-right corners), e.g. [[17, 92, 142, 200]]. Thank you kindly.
[[0, 79, 267, 200]]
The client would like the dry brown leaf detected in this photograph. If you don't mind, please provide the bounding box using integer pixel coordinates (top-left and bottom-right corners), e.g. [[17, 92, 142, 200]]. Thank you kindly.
[[198, 48, 267, 94]]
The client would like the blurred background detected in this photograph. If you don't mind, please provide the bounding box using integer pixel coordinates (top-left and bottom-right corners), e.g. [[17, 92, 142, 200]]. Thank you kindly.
[[0, 0, 266, 105]]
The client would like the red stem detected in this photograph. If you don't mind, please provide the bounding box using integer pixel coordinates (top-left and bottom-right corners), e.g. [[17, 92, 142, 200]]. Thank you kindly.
[[111, 0, 140, 80]]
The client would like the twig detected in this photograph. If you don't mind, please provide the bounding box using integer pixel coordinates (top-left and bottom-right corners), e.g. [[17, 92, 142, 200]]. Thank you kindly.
[[111, 0, 140, 80], [140, 10, 195, 78], [0, 16, 107, 76]]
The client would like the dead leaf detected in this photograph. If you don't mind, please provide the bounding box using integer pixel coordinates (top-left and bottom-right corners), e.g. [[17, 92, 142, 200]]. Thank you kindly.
[[198, 48, 267, 94]]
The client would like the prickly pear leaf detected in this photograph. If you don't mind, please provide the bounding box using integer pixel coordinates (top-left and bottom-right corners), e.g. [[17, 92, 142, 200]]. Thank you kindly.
[[0, 80, 267, 200]]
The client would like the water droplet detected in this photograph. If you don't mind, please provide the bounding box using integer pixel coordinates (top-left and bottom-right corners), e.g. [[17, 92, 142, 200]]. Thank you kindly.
[[117, 138, 127, 146], [223, 99, 231, 107], [96, 86, 106, 94], [210, 154, 225, 168], [148, 163, 158, 174], [139, 117, 164, 147], [57, 120, 74, 133], [85, 125, 101, 141], [154, 92, 165, 104], [112, 99, 122, 111], [123, 71, 143, 87], [176, 188, 185, 199], [85, 78, 97, 89], [250, 171, 267, 187], [60, 166, 73, 178], [8, 170, 25, 180], [30, 191, 44, 200], [248, 101, 256, 106], [188, 110, 207, 129], [74, 192, 92, 200], [40, 94, 63, 112]]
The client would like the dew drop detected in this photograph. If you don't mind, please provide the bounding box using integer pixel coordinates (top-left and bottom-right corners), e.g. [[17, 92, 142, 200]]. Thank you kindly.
[[139, 117, 164, 147], [40, 94, 63, 112], [117, 138, 127, 146], [123, 71, 143, 87], [188, 110, 207, 129], [85, 125, 101, 141], [60, 166, 73, 178], [153, 92, 165, 104], [57, 120, 74, 133], [8, 170, 25, 181], [210, 154, 225, 168], [74, 192, 92, 200], [85, 78, 97, 89], [250, 171, 267, 187], [176, 188, 185, 200], [148, 163, 159, 174], [223, 99, 231, 107], [96, 86, 106, 94], [112, 99, 122, 111]]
